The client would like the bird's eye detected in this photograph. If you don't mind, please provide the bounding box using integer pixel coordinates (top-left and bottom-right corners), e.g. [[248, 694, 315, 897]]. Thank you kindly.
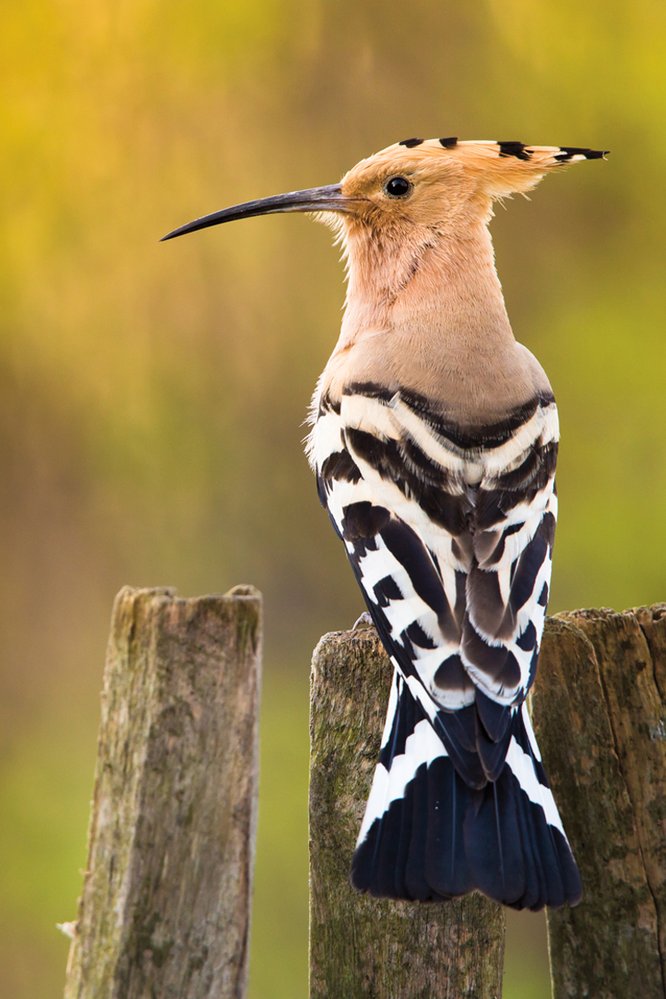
[[384, 176, 413, 198]]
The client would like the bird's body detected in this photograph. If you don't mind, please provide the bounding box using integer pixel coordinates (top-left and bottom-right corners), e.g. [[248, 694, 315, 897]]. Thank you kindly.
[[164, 136, 607, 910], [307, 376, 564, 908]]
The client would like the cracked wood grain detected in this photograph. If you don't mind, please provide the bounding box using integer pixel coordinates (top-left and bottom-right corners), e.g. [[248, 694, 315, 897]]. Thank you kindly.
[[63, 585, 262, 999], [532, 605, 666, 999], [309, 626, 505, 999]]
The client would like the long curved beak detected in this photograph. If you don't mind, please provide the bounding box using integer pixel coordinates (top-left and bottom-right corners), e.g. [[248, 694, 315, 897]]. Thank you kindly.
[[161, 183, 350, 241]]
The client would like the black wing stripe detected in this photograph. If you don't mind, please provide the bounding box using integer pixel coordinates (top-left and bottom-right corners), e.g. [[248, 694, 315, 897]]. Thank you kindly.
[[320, 449, 362, 484], [345, 426, 470, 535], [380, 519, 451, 621]]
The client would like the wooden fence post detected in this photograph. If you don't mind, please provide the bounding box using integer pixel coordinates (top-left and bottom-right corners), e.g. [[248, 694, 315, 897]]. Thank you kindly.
[[532, 605, 666, 999], [309, 625, 506, 999], [63, 585, 262, 999]]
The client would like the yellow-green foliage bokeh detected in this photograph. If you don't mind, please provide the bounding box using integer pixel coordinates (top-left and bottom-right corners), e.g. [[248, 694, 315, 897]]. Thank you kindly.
[[1, 2, 664, 997]]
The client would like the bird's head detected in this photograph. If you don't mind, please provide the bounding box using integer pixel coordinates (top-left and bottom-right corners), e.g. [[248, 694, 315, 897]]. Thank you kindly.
[[162, 137, 607, 246]]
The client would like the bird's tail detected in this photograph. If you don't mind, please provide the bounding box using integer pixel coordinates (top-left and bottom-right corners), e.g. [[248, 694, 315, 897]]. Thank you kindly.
[[351, 669, 581, 910]]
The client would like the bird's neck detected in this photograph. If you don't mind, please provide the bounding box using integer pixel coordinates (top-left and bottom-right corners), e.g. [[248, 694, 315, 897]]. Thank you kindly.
[[339, 220, 514, 354], [319, 220, 537, 422]]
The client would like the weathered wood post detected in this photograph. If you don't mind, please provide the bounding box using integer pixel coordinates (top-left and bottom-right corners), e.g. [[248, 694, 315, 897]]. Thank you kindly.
[[63, 585, 262, 999], [309, 624, 506, 999], [532, 605, 666, 999]]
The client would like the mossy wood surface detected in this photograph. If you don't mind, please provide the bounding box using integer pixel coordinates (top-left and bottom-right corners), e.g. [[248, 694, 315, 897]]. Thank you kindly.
[[309, 626, 506, 999], [63, 585, 262, 999], [533, 605, 666, 999]]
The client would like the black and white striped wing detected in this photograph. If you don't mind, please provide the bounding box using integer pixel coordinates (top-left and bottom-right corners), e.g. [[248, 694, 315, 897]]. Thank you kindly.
[[311, 384, 557, 777]]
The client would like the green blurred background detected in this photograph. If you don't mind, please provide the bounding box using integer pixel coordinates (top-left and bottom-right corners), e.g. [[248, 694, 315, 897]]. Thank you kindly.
[[1, 1, 664, 995]]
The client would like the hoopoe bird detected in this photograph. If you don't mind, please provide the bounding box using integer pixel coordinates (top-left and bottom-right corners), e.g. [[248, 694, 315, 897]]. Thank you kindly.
[[163, 137, 606, 910]]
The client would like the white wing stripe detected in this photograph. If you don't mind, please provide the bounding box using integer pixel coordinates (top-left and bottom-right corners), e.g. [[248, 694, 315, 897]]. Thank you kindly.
[[308, 409, 343, 468]]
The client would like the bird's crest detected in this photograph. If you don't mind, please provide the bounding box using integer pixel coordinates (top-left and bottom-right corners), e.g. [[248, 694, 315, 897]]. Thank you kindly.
[[349, 137, 608, 200]]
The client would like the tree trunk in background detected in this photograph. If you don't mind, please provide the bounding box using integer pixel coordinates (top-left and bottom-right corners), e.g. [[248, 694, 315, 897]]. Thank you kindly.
[[309, 625, 506, 999], [532, 605, 666, 999], [63, 585, 262, 999]]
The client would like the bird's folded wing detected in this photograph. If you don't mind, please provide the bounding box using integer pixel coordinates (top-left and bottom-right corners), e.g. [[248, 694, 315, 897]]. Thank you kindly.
[[311, 383, 558, 786]]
